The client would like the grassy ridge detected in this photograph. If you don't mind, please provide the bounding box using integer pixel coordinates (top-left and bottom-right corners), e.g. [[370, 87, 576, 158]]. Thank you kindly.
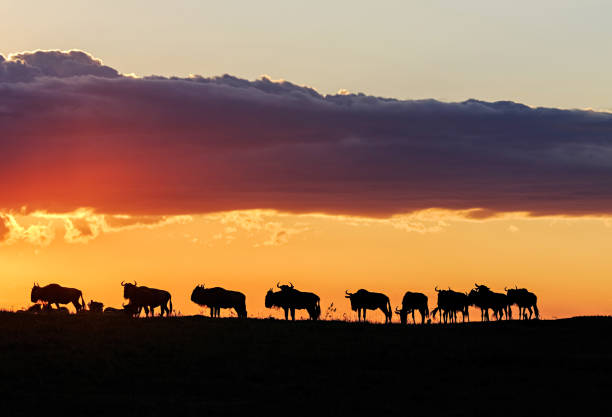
[[0, 313, 610, 416]]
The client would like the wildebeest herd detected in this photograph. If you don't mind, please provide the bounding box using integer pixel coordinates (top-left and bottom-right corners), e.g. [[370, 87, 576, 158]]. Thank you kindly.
[[22, 281, 540, 323]]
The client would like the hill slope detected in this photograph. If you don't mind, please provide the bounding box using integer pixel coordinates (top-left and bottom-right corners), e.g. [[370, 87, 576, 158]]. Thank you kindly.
[[0, 313, 610, 415]]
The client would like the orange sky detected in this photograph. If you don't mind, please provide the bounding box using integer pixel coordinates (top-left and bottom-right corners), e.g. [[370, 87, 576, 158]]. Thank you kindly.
[[1, 209, 610, 321]]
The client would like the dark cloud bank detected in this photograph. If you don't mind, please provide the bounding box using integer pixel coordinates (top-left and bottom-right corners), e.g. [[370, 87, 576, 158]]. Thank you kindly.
[[2, 50, 612, 218]]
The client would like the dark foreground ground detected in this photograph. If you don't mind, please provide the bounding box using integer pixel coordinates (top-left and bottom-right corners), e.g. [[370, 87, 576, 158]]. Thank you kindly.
[[1, 313, 610, 416]]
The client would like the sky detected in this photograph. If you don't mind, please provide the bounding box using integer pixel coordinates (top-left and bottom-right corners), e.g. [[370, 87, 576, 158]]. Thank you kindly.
[[1, 1, 612, 320]]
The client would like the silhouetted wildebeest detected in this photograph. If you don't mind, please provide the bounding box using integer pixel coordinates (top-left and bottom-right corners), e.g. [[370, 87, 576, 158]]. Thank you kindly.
[[103, 303, 140, 317], [432, 287, 469, 323], [506, 286, 539, 320], [468, 284, 509, 321], [40, 303, 70, 314], [31, 283, 85, 312], [191, 284, 247, 318], [53, 306, 70, 314], [395, 291, 429, 324], [265, 282, 321, 320], [121, 281, 172, 317], [25, 304, 42, 313], [88, 300, 104, 313], [345, 289, 392, 323]]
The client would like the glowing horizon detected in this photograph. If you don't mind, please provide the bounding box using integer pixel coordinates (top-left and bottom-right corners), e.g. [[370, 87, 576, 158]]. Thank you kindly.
[[2, 48, 612, 321], [2, 208, 612, 320]]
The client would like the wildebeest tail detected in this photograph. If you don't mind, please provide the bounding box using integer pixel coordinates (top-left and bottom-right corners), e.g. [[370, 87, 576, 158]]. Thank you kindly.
[[533, 303, 539, 319], [387, 299, 392, 322], [425, 304, 429, 318], [80, 292, 85, 311], [168, 297, 173, 316]]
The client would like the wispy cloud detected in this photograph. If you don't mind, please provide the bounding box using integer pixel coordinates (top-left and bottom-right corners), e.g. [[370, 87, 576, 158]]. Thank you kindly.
[[0, 208, 192, 246], [205, 210, 310, 247]]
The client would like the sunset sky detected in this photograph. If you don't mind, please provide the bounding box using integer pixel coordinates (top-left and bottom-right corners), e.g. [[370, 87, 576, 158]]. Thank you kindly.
[[2, 1, 612, 320]]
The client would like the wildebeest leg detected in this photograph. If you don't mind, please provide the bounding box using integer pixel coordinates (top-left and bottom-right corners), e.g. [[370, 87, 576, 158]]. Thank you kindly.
[[527, 306, 533, 320], [210, 307, 214, 318], [291, 308, 295, 321], [283, 307, 289, 320], [412, 310, 416, 324], [363, 309, 367, 322]]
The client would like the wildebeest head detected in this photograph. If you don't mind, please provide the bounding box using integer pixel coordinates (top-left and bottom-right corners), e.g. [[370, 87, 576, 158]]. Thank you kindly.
[[191, 284, 207, 304], [121, 280, 138, 299], [345, 290, 359, 311], [265, 288, 276, 308], [395, 307, 408, 325], [30, 283, 41, 303], [88, 300, 104, 313], [122, 302, 141, 317], [277, 282, 294, 292], [474, 283, 491, 293], [27, 304, 42, 313]]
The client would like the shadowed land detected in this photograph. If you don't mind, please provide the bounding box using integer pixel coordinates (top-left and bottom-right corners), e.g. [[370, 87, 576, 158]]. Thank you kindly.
[[0, 313, 610, 416]]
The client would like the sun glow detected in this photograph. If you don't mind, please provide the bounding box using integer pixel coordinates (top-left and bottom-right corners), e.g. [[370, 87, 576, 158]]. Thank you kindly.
[[1, 208, 612, 320]]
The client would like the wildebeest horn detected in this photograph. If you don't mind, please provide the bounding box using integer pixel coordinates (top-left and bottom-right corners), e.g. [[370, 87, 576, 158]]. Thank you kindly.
[[289, 282, 294, 288], [504, 286, 508, 291], [277, 282, 281, 289], [133, 280, 137, 286], [345, 290, 352, 296], [395, 307, 401, 314], [435, 285, 439, 291], [121, 281, 125, 286]]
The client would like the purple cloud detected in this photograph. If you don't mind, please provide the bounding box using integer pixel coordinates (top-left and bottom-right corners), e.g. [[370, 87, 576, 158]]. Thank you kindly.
[[1, 50, 612, 218]]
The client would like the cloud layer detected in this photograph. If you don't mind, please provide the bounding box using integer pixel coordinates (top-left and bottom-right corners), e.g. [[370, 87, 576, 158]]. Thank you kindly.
[[2, 50, 612, 218]]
